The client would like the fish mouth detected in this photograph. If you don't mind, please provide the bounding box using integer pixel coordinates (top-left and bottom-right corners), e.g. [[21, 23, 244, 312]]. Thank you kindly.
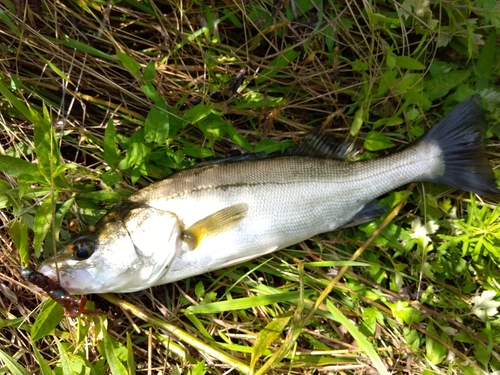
[[38, 264, 96, 294]]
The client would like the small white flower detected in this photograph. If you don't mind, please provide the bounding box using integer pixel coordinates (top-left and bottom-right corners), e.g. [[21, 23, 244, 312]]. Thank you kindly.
[[410, 218, 439, 241], [414, 0, 429, 16], [471, 290, 500, 320], [441, 326, 458, 336]]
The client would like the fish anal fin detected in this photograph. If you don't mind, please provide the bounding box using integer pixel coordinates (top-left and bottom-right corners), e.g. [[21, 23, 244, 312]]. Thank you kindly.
[[182, 203, 249, 250], [340, 201, 386, 229]]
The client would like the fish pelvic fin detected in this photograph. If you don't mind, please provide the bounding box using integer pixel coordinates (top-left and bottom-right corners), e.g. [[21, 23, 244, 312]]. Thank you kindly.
[[419, 95, 499, 196], [339, 200, 387, 229], [182, 203, 249, 250]]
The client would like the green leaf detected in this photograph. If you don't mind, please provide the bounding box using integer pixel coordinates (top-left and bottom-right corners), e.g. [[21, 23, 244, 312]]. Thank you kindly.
[[31, 299, 64, 342], [121, 131, 150, 171], [223, 8, 243, 28], [403, 328, 421, 350], [185, 312, 213, 340], [117, 52, 141, 75], [79, 190, 124, 203], [425, 323, 447, 365], [33, 194, 57, 256], [373, 116, 403, 129], [250, 313, 292, 370], [183, 102, 213, 124], [350, 107, 364, 136], [195, 281, 205, 299], [370, 12, 399, 25], [198, 114, 227, 141], [474, 341, 491, 367], [104, 119, 121, 167], [101, 171, 122, 186], [232, 93, 283, 109], [53, 195, 75, 242], [189, 360, 206, 375], [255, 49, 300, 83], [254, 139, 292, 154], [9, 221, 29, 267], [122, 0, 155, 15], [425, 70, 471, 100], [361, 307, 384, 336], [2, 0, 16, 13], [394, 56, 426, 70], [140, 82, 162, 102], [0, 317, 26, 329], [395, 73, 422, 95], [181, 141, 214, 159], [58, 37, 118, 62], [100, 318, 129, 375], [31, 340, 55, 375], [54, 336, 73, 375], [0, 180, 12, 209], [35, 51, 71, 82], [144, 101, 170, 144], [475, 30, 496, 88], [387, 301, 422, 325], [323, 24, 335, 52], [363, 131, 395, 151], [143, 61, 156, 83], [378, 69, 398, 96], [126, 333, 137, 375], [227, 125, 252, 151], [0, 349, 31, 375], [325, 300, 388, 375], [386, 51, 396, 68], [0, 9, 20, 37], [34, 115, 62, 183], [0, 155, 40, 178], [0, 80, 37, 124]]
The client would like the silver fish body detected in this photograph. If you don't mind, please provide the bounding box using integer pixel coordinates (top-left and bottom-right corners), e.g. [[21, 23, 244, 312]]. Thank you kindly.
[[38, 96, 498, 294], [130, 145, 440, 283]]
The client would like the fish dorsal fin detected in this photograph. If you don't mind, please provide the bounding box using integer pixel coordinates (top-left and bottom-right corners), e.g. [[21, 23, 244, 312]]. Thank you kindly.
[[182, 203, 249, 250], [195, 153, 267, 167], [287, 130, 359, 160]]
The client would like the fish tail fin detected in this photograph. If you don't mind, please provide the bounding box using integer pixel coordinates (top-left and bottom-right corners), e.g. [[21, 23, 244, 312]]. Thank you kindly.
[[419, 94, 499, 196]]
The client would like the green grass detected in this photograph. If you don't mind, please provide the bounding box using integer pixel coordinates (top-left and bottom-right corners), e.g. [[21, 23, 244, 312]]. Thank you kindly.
[[1, 0, 500, 374]]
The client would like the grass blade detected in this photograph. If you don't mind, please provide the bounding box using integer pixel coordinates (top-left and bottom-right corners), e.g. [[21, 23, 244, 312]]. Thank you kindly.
[[250, 313, 292, 371], [325, 299, 388, 375], [186, 291, 310, 314], [0, 349, 31, 375]]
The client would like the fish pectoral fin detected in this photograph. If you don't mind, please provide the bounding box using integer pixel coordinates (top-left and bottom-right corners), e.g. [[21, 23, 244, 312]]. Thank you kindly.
[[182, 203, 249, 250]]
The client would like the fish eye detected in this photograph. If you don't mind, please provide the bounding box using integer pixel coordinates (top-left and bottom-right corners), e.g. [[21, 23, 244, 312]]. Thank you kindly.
[[72, 237, 95, 260]]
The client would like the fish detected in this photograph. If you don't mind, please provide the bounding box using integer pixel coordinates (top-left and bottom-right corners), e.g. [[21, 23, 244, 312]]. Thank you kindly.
[[38, 95, 499, 294]]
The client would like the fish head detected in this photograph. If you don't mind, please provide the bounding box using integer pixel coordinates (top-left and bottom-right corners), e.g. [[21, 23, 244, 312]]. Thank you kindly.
[[38, 203, 182, 294]]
